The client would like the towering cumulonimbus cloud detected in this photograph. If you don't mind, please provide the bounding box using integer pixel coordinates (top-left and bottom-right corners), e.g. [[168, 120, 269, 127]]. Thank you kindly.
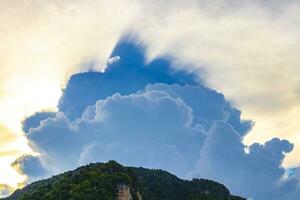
[[19, 38, 300, 200]]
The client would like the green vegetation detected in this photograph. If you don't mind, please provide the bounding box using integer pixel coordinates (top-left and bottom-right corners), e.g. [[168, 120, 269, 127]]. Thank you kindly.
[[5, 161, 245, 200], [133, 167, 244, 200]]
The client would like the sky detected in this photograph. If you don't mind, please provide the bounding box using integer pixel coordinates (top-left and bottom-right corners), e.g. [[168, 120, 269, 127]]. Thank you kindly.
[[0, 0, 300, 199]]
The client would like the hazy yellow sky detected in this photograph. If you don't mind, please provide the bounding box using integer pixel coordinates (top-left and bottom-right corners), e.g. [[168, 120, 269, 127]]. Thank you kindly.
[[0, 0, 139, 188], [0, 0, 300, 191]]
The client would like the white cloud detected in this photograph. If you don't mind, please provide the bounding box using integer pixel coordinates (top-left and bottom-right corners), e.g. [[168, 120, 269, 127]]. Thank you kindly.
[[107, 56, 121, 65]]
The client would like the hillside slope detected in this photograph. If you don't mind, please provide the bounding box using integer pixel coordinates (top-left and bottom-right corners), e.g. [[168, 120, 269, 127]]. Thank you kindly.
[[5, 161, 245, 200]]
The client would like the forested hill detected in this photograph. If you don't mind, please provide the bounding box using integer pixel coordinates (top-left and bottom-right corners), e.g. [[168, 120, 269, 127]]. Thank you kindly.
[[5, 161, 245, 200]]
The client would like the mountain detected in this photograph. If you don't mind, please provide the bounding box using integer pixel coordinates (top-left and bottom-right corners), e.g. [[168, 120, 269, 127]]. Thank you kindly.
[[5, 161, 245, 200]]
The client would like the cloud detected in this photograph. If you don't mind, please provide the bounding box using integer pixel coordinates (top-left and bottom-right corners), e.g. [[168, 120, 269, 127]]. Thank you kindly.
[[0, 185, 14, 198], [22, 112, 56, 133], [12, 155, 48, 183], [106, 56, 121, 65], [21, 39, 250, 177], [18, 39, 300, 199], [25, 82, 252, 178], [28, 89, 206, 177], [190, 121, 300, 200], [145, 84, 252, 136]]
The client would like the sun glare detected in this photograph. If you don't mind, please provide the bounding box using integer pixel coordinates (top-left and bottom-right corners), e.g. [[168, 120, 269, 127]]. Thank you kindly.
[[0, 157, 27, 189], [0, 61, 64, 191]]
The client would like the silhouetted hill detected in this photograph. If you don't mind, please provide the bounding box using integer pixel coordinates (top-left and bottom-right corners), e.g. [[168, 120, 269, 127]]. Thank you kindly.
[[5, 161, 245, 200]]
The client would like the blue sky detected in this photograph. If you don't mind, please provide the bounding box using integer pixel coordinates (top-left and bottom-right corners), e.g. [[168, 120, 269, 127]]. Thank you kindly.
[[0, 1, 300, 199]]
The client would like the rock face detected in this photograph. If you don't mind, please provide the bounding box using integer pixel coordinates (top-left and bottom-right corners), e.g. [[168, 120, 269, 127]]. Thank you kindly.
[[116, 184, 142, 200], [117, 185, 132, 200]]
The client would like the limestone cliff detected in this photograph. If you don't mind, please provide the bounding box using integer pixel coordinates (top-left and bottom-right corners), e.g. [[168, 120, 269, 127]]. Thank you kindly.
[[116, 185, 132, 200], [116, 184, 142, 200]]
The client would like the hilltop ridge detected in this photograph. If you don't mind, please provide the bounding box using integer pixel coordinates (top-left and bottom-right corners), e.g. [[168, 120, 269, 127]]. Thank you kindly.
[[5, 161, 245, 200]]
